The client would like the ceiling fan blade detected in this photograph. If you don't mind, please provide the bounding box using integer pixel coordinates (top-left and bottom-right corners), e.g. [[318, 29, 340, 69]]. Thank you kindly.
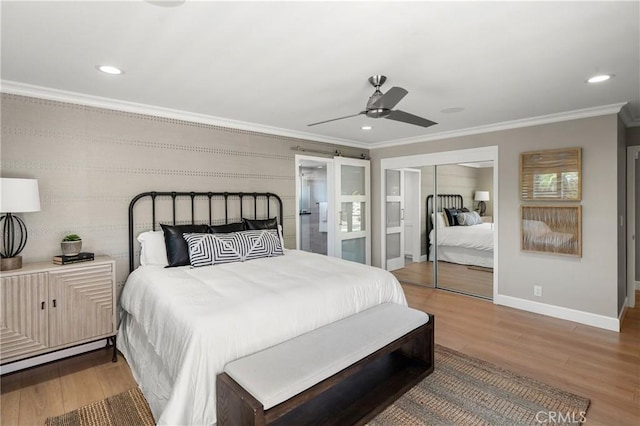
[[385, 110, 438, 128], [371, 87, 408, 109], [307, 111, 366, 126]]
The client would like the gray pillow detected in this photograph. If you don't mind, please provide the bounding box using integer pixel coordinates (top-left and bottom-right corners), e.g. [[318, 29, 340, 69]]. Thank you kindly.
[[456, 211, 483, 226]]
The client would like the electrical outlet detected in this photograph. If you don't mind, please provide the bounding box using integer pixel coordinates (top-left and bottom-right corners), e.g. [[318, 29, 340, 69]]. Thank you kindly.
[[534, 285, 542, 297]]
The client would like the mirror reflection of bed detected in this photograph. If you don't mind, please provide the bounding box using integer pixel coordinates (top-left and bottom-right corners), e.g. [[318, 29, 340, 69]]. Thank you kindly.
[[389, 162, 494, 300], [392, 195, 493, 299]]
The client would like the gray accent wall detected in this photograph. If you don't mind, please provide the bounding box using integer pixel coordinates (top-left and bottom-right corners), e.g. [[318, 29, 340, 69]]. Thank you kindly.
[[371, 115, 622, 320], [0, 94, 368, 295]]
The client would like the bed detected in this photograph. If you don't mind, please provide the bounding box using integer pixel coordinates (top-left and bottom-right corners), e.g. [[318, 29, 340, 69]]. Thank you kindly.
[[426, 194, 494, 268], [117, 191, 409, 426]]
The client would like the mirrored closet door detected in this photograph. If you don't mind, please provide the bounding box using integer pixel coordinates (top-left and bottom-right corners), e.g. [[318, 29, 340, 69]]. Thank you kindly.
[[384, 157, 495, 300]]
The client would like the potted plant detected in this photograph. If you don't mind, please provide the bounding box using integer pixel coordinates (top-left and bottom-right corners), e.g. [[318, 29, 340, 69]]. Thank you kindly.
[[61, 234, 82, 256]]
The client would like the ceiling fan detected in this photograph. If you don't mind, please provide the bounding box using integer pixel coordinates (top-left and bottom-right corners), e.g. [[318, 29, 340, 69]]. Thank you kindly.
[[308, 75, 437, 128]]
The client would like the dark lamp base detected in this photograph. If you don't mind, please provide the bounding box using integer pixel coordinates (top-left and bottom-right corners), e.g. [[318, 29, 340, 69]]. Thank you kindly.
[[1, 256, 22, 271]]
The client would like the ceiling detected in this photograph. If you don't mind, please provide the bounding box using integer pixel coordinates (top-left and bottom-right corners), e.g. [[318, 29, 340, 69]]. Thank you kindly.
[[2, 1, 639, 148]]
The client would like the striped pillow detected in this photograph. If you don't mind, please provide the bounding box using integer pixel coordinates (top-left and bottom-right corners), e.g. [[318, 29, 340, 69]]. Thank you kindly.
[[183, 230, 283, 267]]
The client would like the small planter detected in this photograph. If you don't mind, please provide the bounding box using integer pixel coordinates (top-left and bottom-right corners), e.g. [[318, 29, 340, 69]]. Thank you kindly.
[[61, 240, 82, 256]]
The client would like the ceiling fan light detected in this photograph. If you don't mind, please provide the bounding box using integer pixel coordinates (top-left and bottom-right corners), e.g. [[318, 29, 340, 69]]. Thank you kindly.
[[361, 125, 373, 130], [366, 108, 390, 119]]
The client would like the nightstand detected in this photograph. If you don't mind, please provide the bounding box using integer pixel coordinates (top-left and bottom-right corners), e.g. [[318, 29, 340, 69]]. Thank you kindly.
[[0, 256, 116, 366]]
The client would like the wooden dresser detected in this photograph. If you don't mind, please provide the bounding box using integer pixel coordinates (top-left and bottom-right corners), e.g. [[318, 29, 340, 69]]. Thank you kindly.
[[0, 256, 116, 365]]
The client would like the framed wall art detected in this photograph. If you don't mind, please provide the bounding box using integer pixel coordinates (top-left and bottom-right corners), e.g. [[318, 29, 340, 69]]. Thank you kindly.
[[521, 205, 582, 257], [520, 147, 581, 201]]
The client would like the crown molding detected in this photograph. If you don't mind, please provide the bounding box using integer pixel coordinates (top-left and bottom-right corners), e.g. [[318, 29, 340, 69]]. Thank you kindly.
[[2, 80, 633, 149], [0, 80, 370, 149], [371, 102, 629, 149], [619, 103, 640, 128]]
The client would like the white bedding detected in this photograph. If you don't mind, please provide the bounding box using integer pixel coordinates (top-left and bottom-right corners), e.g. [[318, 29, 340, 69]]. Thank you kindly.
[[429, 222, 493, 252], [429, 222, 494, 267], [117, 249, 407, 426]]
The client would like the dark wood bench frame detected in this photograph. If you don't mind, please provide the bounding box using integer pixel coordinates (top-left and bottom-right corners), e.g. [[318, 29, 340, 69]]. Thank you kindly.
[[216, 315, 434, 425]]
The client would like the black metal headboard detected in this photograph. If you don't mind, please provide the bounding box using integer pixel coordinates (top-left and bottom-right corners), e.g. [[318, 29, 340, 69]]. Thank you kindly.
[[128, 191, 283, 272], [425, 194, 464, 257]]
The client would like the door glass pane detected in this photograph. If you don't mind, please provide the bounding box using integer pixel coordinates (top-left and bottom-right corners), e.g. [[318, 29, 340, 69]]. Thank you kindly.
[[386, 201, 401, 227], [340, 202, 365, 232], [342, 238, 366, 264], [386, 233, 401, 260], [341, 165, 365, 195], [386, 170, 401, 196], [299, 162, 328, 256]]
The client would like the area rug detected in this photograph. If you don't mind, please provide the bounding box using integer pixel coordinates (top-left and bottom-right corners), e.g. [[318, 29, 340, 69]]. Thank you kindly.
[[45, 345, 589, 426], [44, 388, 154, 426], [369, 345, 589, 425]]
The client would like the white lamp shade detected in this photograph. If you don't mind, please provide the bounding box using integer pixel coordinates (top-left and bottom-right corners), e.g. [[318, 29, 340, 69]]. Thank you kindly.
[[0, 178, 41, 213], [474, 191, 490, 202]]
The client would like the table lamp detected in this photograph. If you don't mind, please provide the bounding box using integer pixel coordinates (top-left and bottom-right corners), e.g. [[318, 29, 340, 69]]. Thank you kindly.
[[0, 178, 41, 271], [474, 190, 490, 216]]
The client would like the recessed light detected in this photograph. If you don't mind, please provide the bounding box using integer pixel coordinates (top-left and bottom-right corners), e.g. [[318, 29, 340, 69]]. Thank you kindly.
[[586, 74, 614, 84], [145, 0, 186, 7], [97, 65, 124, 75], [361, 125, 373, 130], [440, 107, 465, 114]]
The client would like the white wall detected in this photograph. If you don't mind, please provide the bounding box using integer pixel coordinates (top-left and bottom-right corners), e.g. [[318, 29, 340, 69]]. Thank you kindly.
[[371, 115, 621, 328]]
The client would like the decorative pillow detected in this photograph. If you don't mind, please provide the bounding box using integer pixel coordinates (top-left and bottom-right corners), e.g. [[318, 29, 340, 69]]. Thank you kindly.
[[137, 230, 168, 266], [457, 211, 483, 226], [443, 208, 460, 227], [160, 223, 209, 267], [183, 229, 283, 267], [243, 217, 278, 230], [209, 222, 245, 233]]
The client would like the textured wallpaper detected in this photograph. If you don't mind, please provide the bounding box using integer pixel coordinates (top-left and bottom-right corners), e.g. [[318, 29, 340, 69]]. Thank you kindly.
[[0, 93, 368, 294]]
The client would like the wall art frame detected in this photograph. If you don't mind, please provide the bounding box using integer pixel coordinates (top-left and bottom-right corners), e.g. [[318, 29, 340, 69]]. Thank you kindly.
[[521, 205, 582, 257], [520, 147, 581, 201]]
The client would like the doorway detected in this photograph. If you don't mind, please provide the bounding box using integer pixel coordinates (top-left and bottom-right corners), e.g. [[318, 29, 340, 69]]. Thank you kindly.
[[627, 146, 640, 308], [385, 168, 422, 271], [380, 146, 498, 300]]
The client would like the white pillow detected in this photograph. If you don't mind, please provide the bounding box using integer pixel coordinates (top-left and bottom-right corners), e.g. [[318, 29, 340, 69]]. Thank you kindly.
[[431, 212, 448, 228], [137, 230, 168, 266]]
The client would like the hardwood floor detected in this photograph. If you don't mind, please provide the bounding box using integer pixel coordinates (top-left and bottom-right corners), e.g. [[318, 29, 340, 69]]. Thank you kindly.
[[392, 260, 493, 299], [1, 288, 638, 425], [403, 285, 640, 426], [1, 350, 136, 426]]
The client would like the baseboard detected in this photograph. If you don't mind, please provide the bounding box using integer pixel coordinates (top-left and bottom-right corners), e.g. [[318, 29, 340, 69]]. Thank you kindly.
[[636, 282, 640, 291], [417, 255, 427, 262], [494, 295, 620, 332], [0, 340, 107, 375]]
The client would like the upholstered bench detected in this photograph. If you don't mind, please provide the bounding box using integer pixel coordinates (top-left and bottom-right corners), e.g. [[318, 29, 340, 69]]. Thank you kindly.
[[216, 303, 434, 425]]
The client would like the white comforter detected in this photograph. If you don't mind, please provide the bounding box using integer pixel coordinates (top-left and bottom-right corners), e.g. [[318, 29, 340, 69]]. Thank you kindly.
[[429, 222, 493, 251], [118, 249, 406, 426]]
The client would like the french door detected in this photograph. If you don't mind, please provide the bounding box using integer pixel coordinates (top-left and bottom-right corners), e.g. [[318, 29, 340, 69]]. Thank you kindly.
[[385, 169, 405, 271], [335, 157, 371, 265]]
